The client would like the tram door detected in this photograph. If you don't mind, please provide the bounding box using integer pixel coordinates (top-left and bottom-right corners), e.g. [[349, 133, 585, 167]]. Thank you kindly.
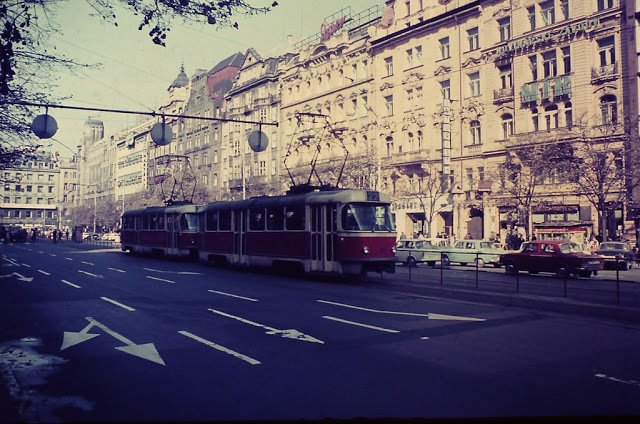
[[167, 213, 178, 254], [233, 209, 246, 265], [310, 204, 336, 272]]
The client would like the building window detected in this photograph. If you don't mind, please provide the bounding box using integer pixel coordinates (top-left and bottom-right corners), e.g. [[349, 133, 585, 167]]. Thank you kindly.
[[560, 0, 569, 19], [565, 102, 573, 128], [415, 87, 423, 108], [384, 57, 394, 77], [540, 0, 555, 26], [467, 27, 479, 51], [405, 0, 411, 16], [562, 47, 571, 74], [439, 37, 450, 59], [440, 80, 451, 100], [529, 55, 538, 80], [598, 36, 616, 66], [598, 0, 614, 11], [542, 50, 557, 78], [499, 64, 512, 89], [415, 46, 423, 62], [470, 120, 482, 145], [386, 136, 394, 157], [501, 114, 514, 139], [527, 6, 536, 31], [384, 95, 394, 116], [406, 48, 413, 68], [417, 130, 423, 150], [406, 89, 414, 110], [544, 104, 559, 130], [600, 95, 618, 125], [468, 72, 480, 97], [498, 17, 511, 42], [532, 108, 539, 131]]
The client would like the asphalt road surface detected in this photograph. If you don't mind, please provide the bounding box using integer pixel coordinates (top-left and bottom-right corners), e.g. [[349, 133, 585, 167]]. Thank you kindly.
[[1, 241, 639, 422]]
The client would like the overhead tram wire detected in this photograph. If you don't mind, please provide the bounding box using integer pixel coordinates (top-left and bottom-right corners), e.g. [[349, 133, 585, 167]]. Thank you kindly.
[[7, 101, 278, 127]]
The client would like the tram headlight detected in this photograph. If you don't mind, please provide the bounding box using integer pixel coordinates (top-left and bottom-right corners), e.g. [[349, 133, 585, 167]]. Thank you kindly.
[[363, 246, 370, 254], [391, 246, 397, 254]]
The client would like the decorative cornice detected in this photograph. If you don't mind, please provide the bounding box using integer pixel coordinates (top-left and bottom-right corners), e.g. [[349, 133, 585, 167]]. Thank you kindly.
[[380, 82, 394, 91], [402, 71, 425, 85], [461, 56, 483, 69], [434, 65, 452, 77]]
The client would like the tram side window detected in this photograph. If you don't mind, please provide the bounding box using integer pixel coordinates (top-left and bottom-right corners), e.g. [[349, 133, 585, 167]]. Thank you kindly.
[[206, 211, 218, 231], [249, 208, 265, 231], [142, 214, 150, 230], [150, 214, 158, 230], [158, 214, 165, 230], [180, 213, 199, 230], [267, 207, 284, 230], [285, 205, 305, 230], [219, 210, 232, 231]]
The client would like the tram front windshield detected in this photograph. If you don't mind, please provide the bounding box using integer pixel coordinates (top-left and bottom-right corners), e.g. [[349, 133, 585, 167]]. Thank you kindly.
[[180, 213, 199, 231], [342, 203, 395, 231]]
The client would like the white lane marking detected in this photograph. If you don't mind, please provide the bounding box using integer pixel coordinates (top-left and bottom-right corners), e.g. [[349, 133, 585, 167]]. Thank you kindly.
[[208, 290, 258, 302], [595, 374, 640, 387], [100, 297, 135, 311], [80, 261, 94, 266], [144, 267, 202, 275], [107, 267, 126, 273], [37, 270, 51, 276], [78, 270, 99, 277], [317, 300, 486, 321], [322, 316, 400, 333], [21, 263, 31, 268], [146, 276, 175, 284], [37, 251, 44, 254], [208, 308, 324, 344], [49, 254, 56, 257], [421, 337, 431, 340], [65, 258, 73, 261], [178, 331, 261, 365], [61, 280, 81, 289]]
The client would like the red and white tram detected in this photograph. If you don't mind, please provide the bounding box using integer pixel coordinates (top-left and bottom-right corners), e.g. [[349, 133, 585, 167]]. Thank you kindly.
[[121, 203, 200, 258], [120, 188, 397, 276]]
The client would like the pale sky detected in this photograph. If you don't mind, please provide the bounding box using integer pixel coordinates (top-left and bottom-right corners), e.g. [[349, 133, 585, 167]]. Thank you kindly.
[[46, 0, 382, 157]]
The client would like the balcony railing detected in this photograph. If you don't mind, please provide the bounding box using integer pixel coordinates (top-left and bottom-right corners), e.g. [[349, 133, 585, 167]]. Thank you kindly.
[[520, 74, 571, 104], [385, 148, 430, 166], [493, 87, 514, 104], [591, 63, 618, 84]]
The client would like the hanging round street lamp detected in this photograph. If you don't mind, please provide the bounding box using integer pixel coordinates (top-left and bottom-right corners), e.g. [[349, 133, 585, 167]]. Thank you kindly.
[[31, 111, 58, 139], [150, 115, 173, 146]]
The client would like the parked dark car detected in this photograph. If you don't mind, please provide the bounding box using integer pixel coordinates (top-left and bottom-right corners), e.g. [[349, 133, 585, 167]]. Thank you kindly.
[[7, 226, 27, 243], [596, 242, 631, 271], [500, 240, 604, 278]]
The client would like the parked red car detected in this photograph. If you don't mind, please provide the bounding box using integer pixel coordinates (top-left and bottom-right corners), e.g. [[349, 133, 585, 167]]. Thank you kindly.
[[500, 240, 604, 278]]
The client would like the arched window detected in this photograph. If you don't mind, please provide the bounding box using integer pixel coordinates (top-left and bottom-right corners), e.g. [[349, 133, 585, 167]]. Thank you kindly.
[[544, 104, 558, 130], [386, 136, 394, 157], [501, 113, 514, 139], [600, 95, 617, 125], [417, 130, 423, 150], [470, 120, 482, 145], [407, 132, 414, 151], [564, 102, 572, 128]]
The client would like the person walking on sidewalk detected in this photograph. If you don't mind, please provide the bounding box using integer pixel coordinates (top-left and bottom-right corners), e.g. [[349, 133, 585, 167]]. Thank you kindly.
[[52, 228, 57, 244]]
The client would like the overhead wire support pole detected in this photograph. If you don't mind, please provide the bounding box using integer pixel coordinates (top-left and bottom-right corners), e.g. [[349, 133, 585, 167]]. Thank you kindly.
[[4, 101, 279, 127]]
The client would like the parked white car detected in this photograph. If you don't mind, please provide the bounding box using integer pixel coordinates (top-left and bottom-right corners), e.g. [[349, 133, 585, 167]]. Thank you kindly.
[[101, 232, 120, 242], [441, 239, 504, 268], [395, 239, 442, 267]]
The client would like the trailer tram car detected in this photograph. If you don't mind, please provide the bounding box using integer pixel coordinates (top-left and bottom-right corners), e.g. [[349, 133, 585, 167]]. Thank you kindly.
[[120, 188, 397, 276], [120, 203, 201, 258]]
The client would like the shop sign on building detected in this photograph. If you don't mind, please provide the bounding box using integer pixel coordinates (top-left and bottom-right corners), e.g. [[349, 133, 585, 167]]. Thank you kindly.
[[496, 17, 601, 58]]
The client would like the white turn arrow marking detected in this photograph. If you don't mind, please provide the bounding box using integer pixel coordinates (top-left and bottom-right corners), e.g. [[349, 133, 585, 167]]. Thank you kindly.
[[208, 308, 324, 344], [144, 267, 202, 275], [60, 317, 165, 365], [317, 300, 486, 321], [0, 272, 33, 282]]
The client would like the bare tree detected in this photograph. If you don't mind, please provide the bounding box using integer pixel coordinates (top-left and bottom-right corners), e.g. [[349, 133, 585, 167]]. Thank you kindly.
[[392, 162, 450, 238], [568, 116, 635, 240]]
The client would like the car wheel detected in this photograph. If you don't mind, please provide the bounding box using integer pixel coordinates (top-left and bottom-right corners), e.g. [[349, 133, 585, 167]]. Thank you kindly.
[[475, 258, 485, 268], [406, 257, 417, 268], [505, 263, 518, 275], [441, 255, 450, 266]]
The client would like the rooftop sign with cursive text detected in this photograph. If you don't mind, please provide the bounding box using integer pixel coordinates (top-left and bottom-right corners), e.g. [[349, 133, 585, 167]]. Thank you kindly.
[[321, 16, 347, 42]]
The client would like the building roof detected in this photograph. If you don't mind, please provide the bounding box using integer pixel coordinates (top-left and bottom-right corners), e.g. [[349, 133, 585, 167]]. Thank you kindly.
[[168, 65, 189, 90], [210, 52, 245, 74]]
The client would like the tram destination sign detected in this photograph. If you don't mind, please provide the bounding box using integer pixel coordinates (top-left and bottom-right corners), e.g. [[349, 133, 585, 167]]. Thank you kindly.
[[496, 17, 601, 58]]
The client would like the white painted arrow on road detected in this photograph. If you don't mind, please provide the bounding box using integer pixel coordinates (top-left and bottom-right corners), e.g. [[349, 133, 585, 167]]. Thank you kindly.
[[60, 317, 165, 365], [0, 272, 33, 282], [208, 308, 324, 344], [317, 300, 486, 321]]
